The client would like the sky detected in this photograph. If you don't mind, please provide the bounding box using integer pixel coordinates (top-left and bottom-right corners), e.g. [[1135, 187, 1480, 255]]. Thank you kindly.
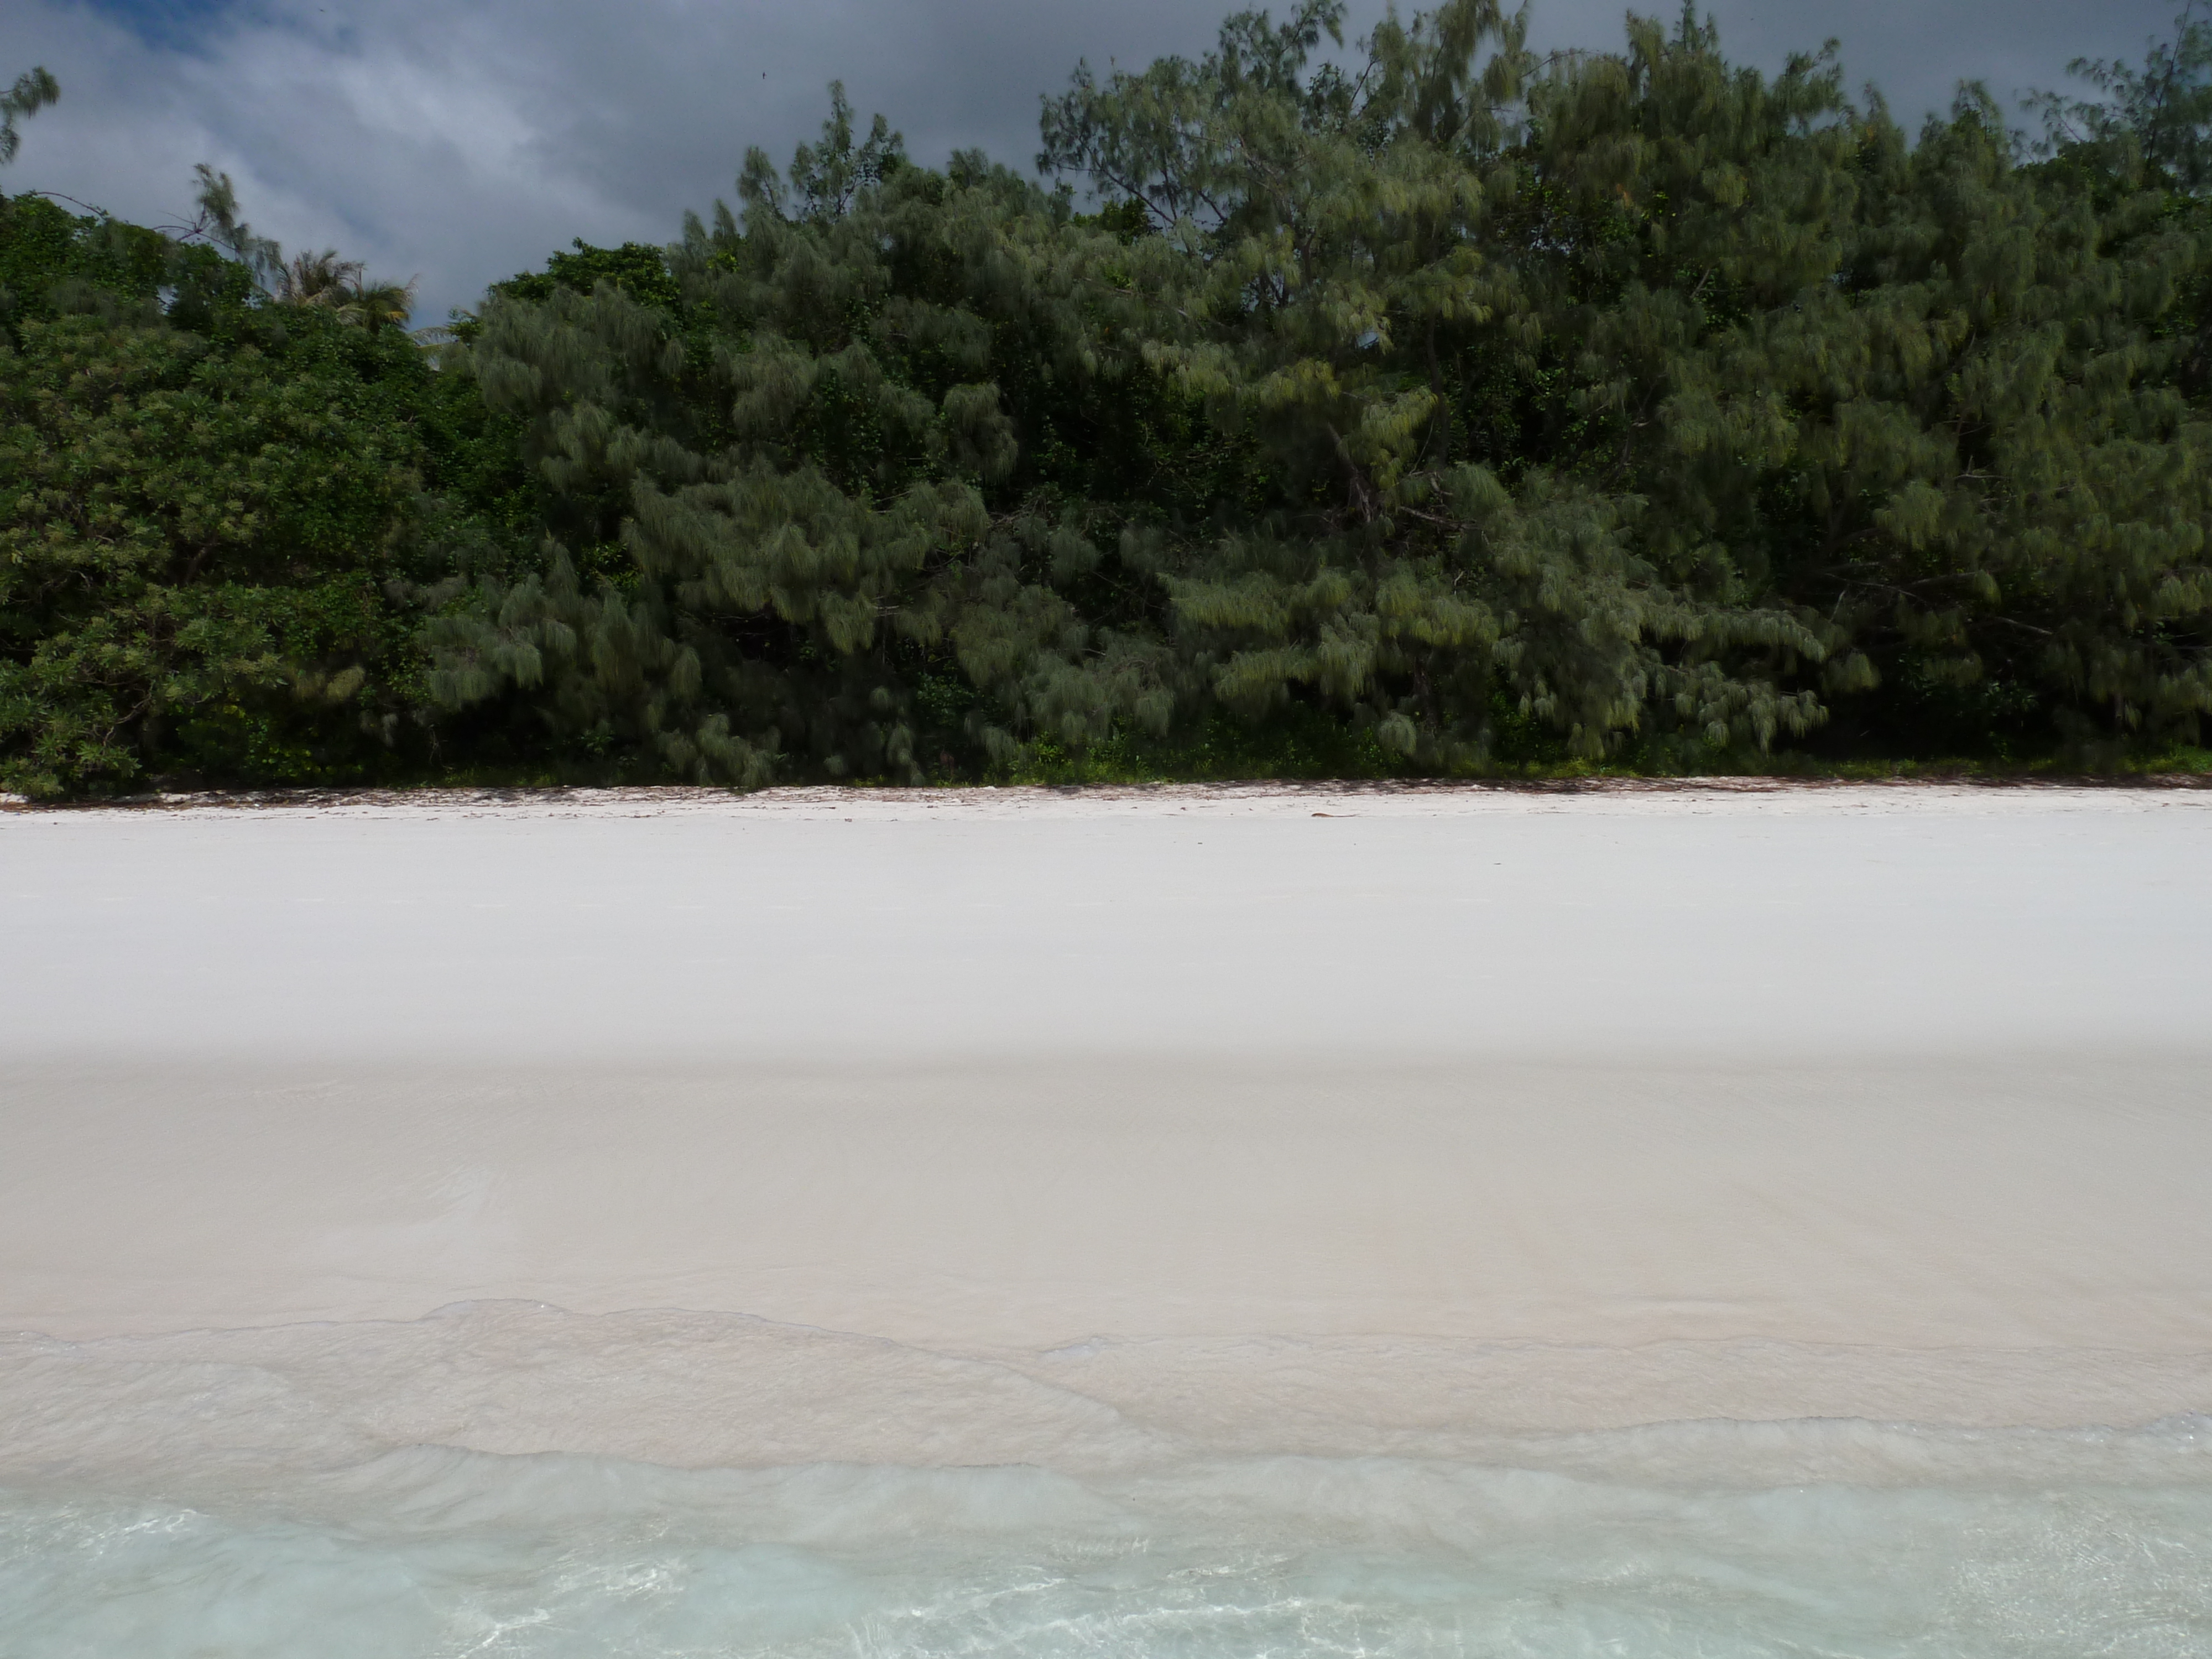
[[2, 0, 2193, 324]]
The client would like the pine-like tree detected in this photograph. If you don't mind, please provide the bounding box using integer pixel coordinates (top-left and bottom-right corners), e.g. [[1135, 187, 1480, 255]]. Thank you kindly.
[[429, 88, 1185, 782], [0, 67, 58, 168]]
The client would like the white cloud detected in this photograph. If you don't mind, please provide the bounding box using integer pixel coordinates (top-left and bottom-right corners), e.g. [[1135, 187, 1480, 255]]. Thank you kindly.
[[4, 0, 2187, 324]]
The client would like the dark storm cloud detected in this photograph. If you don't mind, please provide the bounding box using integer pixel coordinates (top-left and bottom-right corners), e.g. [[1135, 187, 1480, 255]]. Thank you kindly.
[[6, 0, 2192, 322], [1524, 0, 2187, 131]]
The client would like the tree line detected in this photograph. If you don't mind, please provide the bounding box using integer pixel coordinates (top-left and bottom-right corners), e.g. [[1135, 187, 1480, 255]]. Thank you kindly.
[[5, 2, 2212, 797]]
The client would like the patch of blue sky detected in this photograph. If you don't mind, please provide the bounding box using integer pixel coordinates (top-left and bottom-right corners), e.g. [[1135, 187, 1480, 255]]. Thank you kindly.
[[81, 0, 249, 51]]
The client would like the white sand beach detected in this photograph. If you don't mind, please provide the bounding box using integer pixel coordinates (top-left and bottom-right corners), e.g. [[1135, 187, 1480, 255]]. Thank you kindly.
[[3, 782, 2208, 1459], [6, 783, 2212, 1657]]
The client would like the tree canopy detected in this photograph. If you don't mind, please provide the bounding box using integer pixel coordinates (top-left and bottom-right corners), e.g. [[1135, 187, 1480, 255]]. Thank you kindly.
[[6, 3, 2212, 795]]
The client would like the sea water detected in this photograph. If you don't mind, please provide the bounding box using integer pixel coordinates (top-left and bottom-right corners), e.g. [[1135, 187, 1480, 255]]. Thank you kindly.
[[3, 1308, 2209, 1657], [7, 1436, 2212, 1657]]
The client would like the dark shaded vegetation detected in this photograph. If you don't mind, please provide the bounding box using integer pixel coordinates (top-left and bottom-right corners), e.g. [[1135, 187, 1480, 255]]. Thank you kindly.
[[7, 4, 2212, 796]]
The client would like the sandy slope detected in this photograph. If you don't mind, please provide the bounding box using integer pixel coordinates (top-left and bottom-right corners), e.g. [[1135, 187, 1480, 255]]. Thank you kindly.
[[3, 784, 2208, 1441]]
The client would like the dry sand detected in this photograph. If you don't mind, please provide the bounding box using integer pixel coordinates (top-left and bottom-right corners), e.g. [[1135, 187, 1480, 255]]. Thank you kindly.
[[3, 782, 2209, 1451]]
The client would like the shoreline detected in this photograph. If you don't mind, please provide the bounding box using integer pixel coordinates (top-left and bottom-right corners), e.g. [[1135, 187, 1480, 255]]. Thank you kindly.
[[8, 1302, 2209, 1491]]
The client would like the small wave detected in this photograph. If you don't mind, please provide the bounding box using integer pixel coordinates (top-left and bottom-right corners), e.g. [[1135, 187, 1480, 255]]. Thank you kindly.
[[4, 1303, 2210, 1655], [7, 1444, 2212, 1657]]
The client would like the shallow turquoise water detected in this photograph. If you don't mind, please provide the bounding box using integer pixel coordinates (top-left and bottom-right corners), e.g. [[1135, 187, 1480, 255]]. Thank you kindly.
[[8, 1433, 2211, 1657]]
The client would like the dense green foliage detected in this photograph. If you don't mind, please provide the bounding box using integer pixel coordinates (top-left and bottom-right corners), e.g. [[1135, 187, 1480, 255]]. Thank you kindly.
[[7, 4, 2212, 795], [0, 193, 530, 795]]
